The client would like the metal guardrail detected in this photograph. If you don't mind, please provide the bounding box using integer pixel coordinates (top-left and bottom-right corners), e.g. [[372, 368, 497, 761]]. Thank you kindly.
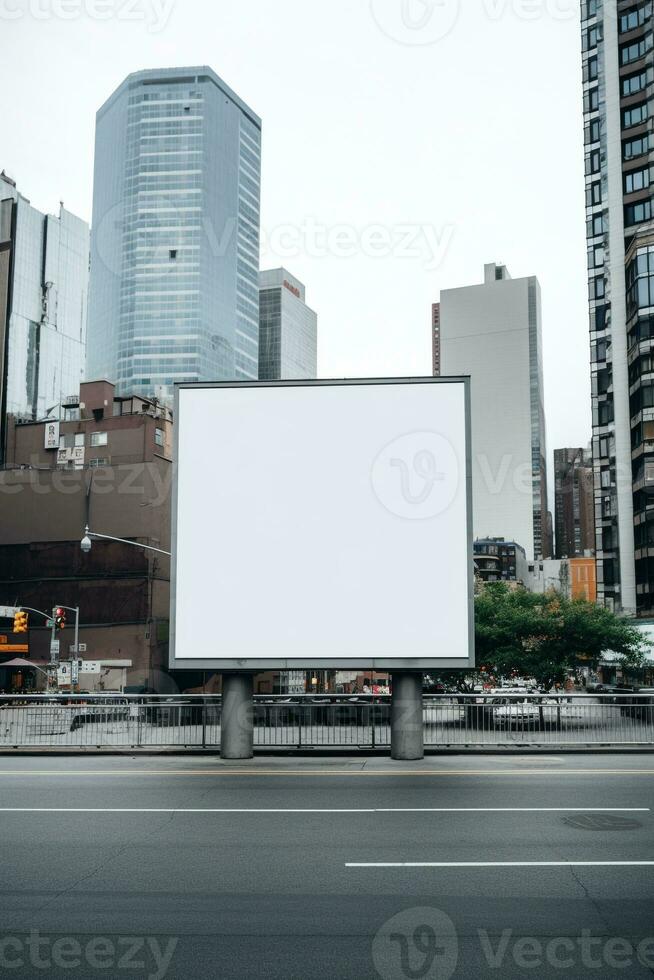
[[0, 693, 653, 749]]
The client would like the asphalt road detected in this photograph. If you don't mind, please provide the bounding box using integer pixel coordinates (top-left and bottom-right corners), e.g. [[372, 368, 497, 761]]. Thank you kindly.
[[0, 754, 653, 979]]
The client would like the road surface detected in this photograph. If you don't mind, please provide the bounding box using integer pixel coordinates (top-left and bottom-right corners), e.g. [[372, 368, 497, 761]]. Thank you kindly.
[[0, 754, 653, 978]]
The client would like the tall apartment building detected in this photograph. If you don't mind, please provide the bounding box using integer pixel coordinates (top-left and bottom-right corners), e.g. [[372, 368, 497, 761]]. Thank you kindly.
[[88, 67, 261, 402], [438, 263, 549, 560], [582, 2, 654, 615], [554, 447, 595, 558], [258, 269, 317, 380], [432, 302, 441, 376], [0, 172, 89, 458]]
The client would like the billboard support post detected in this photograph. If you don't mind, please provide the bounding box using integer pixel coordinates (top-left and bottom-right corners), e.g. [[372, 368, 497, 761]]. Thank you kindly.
[[220, 673, 254, 760], [391, 673, 424, 761]]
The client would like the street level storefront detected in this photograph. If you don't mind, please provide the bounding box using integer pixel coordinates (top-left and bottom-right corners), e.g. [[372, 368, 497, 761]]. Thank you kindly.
[[0, 657, 47, 693]]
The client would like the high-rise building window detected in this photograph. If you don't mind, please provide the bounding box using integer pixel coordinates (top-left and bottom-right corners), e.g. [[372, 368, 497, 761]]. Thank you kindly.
[[627, 251, 654, 321], [625, 198, 653, 225], [620, 3, 653, 34], [588, 149, 601, 174], [625, 167, 651, 193], [585, 87, 600, 112], [621, 34, 654, 66], [624, 134, 652, 159], [622, 66, 654, 95], [623, 101, 651, 128]]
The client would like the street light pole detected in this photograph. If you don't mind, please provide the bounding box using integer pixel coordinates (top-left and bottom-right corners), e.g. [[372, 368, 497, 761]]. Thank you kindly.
[[81, 525, 171, 557]]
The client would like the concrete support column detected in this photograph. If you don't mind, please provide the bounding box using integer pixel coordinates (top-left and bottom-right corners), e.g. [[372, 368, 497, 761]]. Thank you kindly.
[[391, 672, 424, 761], [220, 673, 254, 760]]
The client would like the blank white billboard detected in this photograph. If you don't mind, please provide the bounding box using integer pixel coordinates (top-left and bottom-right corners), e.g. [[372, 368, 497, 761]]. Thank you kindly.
[[170, 379, 474, 669]]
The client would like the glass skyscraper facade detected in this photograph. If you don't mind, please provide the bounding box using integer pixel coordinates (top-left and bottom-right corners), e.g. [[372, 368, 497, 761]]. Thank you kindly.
[[88, 67, 261, 401], [581, 1, 654, 614], [0, 172, 89, 456], [259, 269, 317, 381]]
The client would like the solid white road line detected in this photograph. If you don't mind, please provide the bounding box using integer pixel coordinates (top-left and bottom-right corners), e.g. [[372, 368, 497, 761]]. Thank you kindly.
[[346, 862, 654, 868], [0, 807, 648, 814]]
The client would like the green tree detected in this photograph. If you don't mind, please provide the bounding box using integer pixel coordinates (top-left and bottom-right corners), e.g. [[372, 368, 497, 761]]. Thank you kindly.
[[473, 584, 646, 690]]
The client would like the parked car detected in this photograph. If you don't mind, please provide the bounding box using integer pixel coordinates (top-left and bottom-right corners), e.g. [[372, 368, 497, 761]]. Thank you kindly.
[[491, 698, 541, 730]]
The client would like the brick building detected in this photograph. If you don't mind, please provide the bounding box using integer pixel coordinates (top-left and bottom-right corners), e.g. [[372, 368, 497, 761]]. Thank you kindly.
[[0, 380, 173, 690]]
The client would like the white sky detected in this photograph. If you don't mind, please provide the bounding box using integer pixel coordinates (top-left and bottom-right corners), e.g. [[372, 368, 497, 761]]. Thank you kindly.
[[0, 0, 589, 454]]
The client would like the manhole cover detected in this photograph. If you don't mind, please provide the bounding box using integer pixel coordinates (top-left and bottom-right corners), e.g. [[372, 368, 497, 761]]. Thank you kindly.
[[562, 814, 642, 831]]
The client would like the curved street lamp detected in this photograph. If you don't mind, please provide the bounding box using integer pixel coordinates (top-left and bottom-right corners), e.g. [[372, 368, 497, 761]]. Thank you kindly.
[[80, 525, 171, 557]]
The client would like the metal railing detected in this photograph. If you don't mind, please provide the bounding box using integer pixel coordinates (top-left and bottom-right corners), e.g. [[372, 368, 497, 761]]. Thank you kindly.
[[0, 694, 653, 750]]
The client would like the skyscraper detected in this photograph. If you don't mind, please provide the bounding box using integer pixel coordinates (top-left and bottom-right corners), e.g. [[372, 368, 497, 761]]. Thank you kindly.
[[438, 263, 549, 561], [259, 269, 317, 380], [554, 447, 595, 559], [581, 2, 654, 615], [0, 172, 89, 457], [87, 67, 261, 402]]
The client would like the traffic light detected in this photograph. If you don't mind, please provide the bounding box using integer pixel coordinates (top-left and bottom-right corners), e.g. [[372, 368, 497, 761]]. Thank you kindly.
[[13, 610, 28, 633], [54, 607, 66, 631]]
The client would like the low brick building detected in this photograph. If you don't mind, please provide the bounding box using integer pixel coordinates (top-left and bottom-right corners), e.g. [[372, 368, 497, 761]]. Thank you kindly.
[[0, 381, 173, 690]]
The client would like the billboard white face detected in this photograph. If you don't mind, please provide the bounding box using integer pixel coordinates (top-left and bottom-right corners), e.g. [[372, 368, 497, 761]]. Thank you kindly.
[[171, 379, 474, 669]]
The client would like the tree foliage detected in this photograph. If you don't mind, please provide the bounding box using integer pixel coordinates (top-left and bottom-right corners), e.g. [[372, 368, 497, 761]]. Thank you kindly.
[[472, 584, 646, 690]]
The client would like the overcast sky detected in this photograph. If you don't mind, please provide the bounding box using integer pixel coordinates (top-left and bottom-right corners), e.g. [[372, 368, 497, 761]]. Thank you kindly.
[[1, 0, 588, 454]]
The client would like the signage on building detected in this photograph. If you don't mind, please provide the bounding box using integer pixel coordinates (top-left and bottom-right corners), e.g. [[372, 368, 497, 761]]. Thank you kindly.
[[0, 633, 29, 655], [44, 421, 60, 450], [283, 279, 301, 299], [170, 379, 474, 670], [0, 606, 19, 619], [56, 446, 85, 467], [80, 661, 101, 675]]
